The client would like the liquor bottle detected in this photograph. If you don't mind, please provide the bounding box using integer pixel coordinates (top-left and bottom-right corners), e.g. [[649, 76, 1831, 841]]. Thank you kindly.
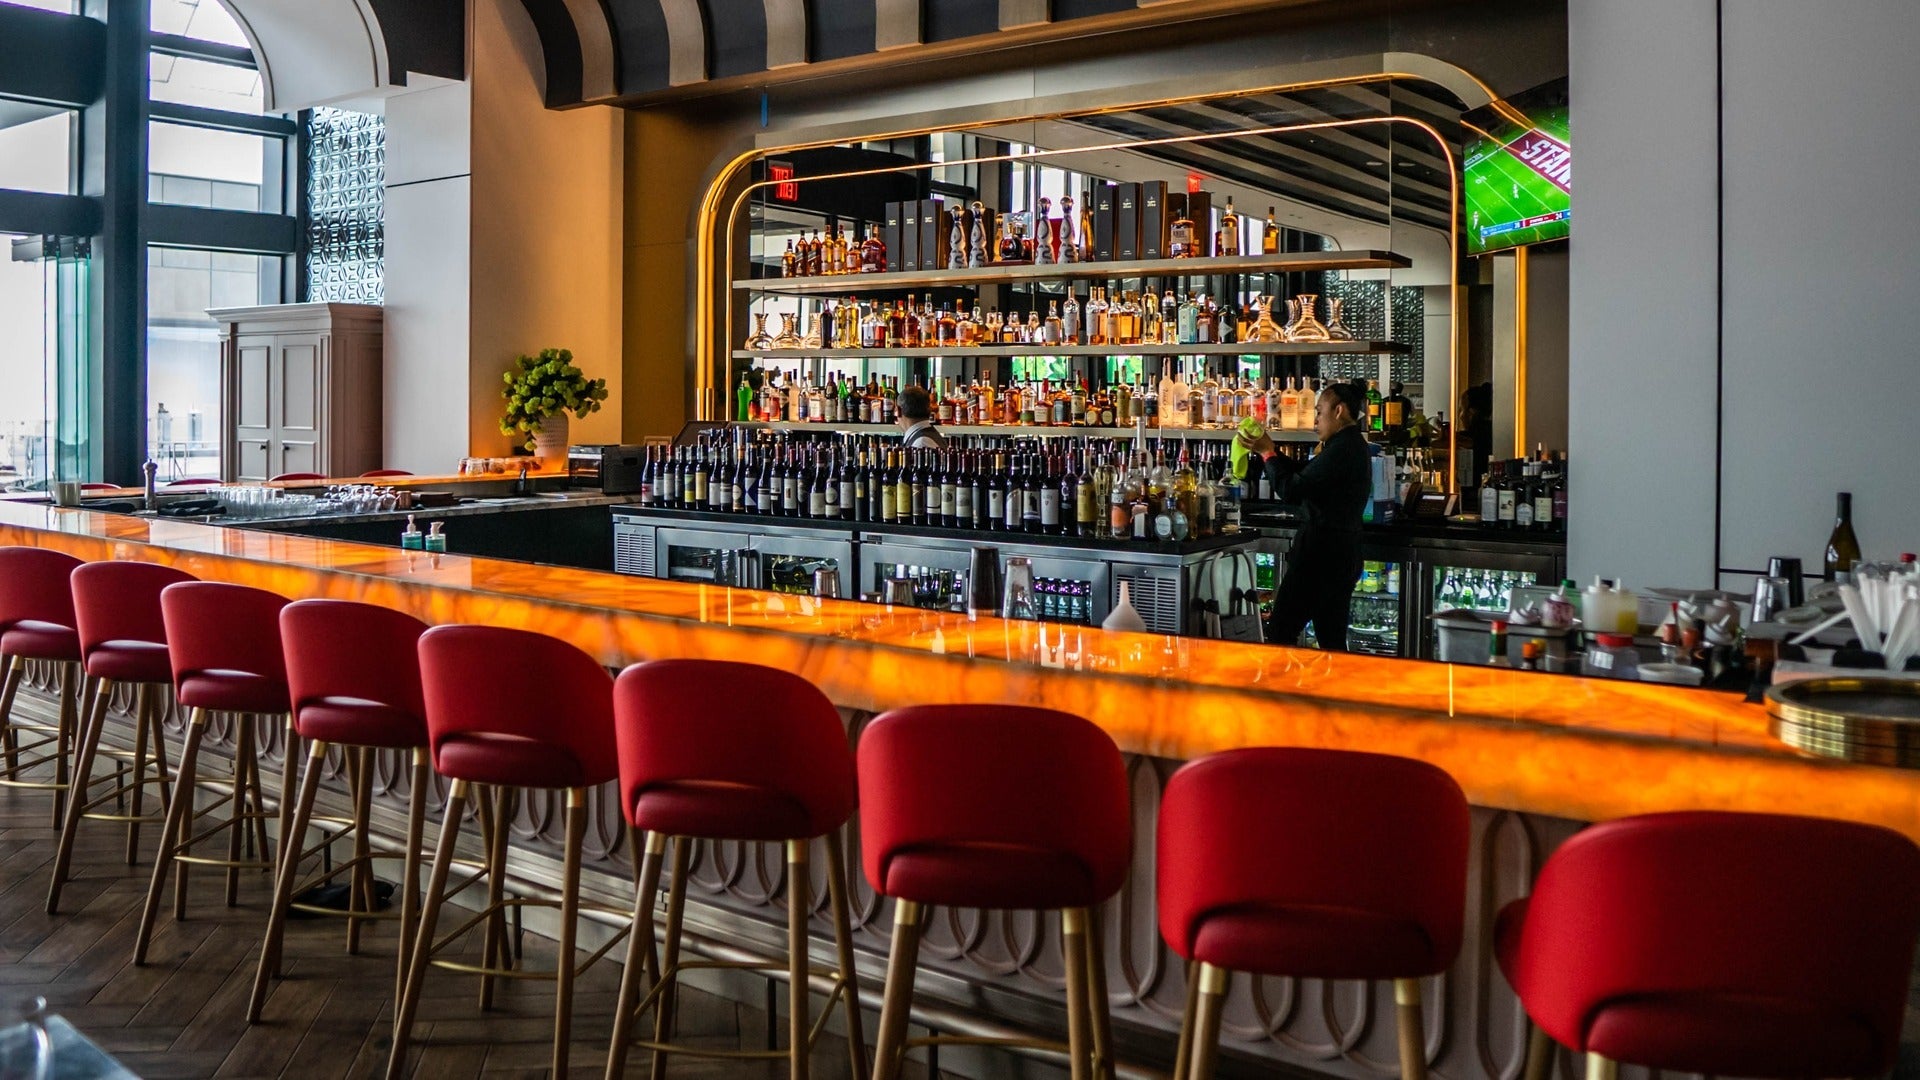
[[1021, 456, 1043, 533], [861, 223, 887, 273], [986, 451, 1007, 531], [781, 239, 798, 278], [1043, 301, 1063, 345], [938, 453, 958, 527], [1173, 440, 1199, 524], [1262, 206, 1279, 254], [1062, 292, 1082, 345], [1365, 379, 1383, 432], [1551, 455, 1569, 533], [1826, 492, 1863, 581], [1383, 382, 1407, 434], [1479, 462, 1500, 525], [1496, 464, 1518, 529], [831, 451, 851, 519], [954, 452, 975, 528], [1514, 462, 1535, 529], [968, 452, 988, 529], [1216, 197, 1240, 257], [1075, 452, 1098, 537], [1086, 288, 1108, 346], [1051, 453, 1073, 535], [1169, 201, 1197, 258], [753, 450, 773, 514]]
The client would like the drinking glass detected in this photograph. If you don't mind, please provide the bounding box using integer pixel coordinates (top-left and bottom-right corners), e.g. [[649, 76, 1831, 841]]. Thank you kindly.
[[0, 995, 52, 1080]]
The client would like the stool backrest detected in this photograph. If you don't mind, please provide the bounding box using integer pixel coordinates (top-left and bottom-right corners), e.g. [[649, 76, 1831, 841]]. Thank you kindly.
[[160, 581, 291, 688], [858, 704, 1130, 901], [0, 547, 82, 632], [1156, 747, 1469, 966], [280, 599, 428, 722], [417, 625, 617, 786], [71, 561, 196, 655], [1512, 810, 1920, 1066], [614, 659, 855, 833]]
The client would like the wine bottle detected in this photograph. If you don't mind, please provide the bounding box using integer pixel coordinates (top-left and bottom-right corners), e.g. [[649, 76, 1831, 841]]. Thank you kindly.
[[1826, 491, 1863, 582]]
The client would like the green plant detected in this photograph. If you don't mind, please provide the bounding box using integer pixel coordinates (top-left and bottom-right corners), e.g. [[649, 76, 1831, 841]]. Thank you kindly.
[[499, 348, 608, 451]]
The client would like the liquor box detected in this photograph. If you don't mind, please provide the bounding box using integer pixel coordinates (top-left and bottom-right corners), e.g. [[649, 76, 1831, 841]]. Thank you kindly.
[[1092, 185, 1116, 261], [899, 200, 920, 271], [921, 199, 947, 272], [1185, 191, 1213, 257], [1114, 182, 1141, 261], [1138, 180, 1168, 260], [883, 202, 903, 274]]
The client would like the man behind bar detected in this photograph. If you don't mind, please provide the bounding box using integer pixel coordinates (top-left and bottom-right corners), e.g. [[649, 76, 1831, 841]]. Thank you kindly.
[[1245, 380, 1371, 650]]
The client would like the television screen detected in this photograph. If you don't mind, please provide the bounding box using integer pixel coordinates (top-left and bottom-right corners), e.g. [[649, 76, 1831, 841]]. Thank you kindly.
[[1463, 80, 1570, 256]]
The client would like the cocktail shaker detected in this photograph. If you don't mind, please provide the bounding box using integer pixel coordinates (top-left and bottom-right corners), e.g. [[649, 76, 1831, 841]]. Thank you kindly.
[[967, 547, 1000, 616], [1001, 557, 1035, 620]]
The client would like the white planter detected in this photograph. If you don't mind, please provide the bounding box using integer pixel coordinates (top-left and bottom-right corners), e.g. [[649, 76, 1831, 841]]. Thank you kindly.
[[532, 413, 570, 465]]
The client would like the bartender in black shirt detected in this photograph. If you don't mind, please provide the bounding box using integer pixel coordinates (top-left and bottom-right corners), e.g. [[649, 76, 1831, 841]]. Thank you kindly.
[[1245, 380, 1372, 650]]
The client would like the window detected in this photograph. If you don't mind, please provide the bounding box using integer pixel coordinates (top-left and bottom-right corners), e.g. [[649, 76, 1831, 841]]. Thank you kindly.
[[0, 1, 78, 12], [304, 107, 385, 303], [146, 246, 277, 480], [0, 109, 74, 195], [148, 121, 269, 210], [149, 53, 263, 113], [0, 237, 51, 487], [149, 0, 249, 46]]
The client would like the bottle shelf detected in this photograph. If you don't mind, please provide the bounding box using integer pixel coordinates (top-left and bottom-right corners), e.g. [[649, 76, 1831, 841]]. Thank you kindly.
[[734, 340, 1409, 359], [739, 420, 1324, 442], [734, 250, 1413, 297]]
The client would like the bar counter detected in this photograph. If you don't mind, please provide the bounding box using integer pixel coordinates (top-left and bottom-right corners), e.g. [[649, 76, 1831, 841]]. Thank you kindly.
[[0, 499, 1889, 834], [2, 497, 1911, 1079]]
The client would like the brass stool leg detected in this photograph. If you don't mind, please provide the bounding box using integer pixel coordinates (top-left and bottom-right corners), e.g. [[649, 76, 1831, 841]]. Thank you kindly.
[[0, 655, 22, 777], [396, 749, 431, 1009], [1393, 978, 1428, 1080], [551, 789, 587, 1078], [46, 676, 111, 915], [1186, 963, 1227, 1080], [124, 685, 151, 864], [824, 831, 868, 1080], [135, 707, 210, 965], [1521, 1022, 1551, 1080], [1584, 1054, 1616, 1080], [1085, 905, 1115, 1080], [1062, 908, 1093, 1080], [606, 829, 667, 1080], [871, 900, 924, 1080], [647, 836, 692, 1080], [387, 778, 470, 1080], [1172, 959, 1199, 1080], [247, 738, 329, 1023], [787, 839, 812, 1080]]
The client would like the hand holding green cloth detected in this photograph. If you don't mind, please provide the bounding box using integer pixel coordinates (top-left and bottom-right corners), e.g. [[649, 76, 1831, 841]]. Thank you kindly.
[[1229, 416, 1268, 480]]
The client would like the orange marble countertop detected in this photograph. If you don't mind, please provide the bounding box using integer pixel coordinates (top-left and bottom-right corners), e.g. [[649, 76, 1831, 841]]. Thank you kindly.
[[4, 500, 1915, 838]]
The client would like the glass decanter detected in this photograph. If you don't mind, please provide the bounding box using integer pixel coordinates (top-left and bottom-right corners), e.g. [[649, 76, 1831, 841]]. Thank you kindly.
[[801, 311, 825, 349], [1281, 298, 1300, 340], [1249, 295, 1285, 342], [1325, 297, 1353, 341], [967, 200, 990, 268], [1288, 293, 1330, 343], [770, 311, 804, 349], [743, 312, 773, 351]]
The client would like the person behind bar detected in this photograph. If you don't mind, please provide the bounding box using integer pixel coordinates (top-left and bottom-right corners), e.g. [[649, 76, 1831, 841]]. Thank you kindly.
[[896, 384, 947, 450], [1244, 380, 1371, 650]]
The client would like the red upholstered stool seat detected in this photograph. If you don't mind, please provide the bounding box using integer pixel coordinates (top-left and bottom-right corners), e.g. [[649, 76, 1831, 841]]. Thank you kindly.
[[1497, 810, 1920, 1080], [47, 560, 196, 915], [859, 704, 1130, 1080], [176, 669, 289, 714], [605, 659, 865, 1080], [1156, 747, 1469, 1080], [388, 625, 620, 1080], [0, 547, 85, 833], [246, 600, 434, 1024]]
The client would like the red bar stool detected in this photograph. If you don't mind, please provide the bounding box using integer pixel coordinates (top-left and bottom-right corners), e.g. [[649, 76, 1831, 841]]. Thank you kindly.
[[1497, 810, 1920, 1080], [605, 659, 867, 1080], [387, 625, 624, 1080], [46, 560, 196, 914], [269, 472, 325, 482], [1157, 748, 1469, 1080], [0, 547, 85, 828], [858, 705, 1130, 1080], [245, 599, 434, 1022], [132, 581, 293, 964]]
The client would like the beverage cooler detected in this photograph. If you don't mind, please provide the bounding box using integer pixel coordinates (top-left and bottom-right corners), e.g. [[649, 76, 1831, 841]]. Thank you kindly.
[[857, 533, 1114, 628], [613, 513, 857, 598]]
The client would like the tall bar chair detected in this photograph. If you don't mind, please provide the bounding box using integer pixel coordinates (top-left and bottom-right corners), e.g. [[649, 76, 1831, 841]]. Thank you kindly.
[[0, 547, 85, 828], [387, 625, 627, 1080], [246, 599, 434, 1022], [46, 561, 196, 914], [605, 659, 867, 1080], [132, 581, 293, 964], [1498, 810, 1920, 1080], [858, 705, 1131, 1080], [1156, 748, 1469, 1080]]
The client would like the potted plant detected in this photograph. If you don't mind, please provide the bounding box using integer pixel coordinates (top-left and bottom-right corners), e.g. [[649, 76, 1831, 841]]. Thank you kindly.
[[499, 348, 608, 463]]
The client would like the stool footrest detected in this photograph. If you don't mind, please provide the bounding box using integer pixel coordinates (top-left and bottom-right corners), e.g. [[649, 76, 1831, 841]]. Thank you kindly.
[[173, 853, 275, 871]]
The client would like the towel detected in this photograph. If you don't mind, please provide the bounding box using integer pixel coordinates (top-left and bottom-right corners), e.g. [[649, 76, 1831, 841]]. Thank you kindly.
[[1229, 416, 1267, 480]]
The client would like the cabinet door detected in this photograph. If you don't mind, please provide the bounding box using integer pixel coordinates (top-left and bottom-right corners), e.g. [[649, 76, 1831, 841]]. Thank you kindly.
[[273, 334, 324, 477], [232, 340, 274, 481]]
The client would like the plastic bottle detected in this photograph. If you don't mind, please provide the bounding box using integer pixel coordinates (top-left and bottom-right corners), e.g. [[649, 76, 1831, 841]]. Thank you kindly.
[[424, 521, 447, 553], [400, 514, 424, 551]]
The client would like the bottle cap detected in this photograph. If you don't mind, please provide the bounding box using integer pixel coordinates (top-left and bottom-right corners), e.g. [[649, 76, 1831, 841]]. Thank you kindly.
[[1490, 620, 1508, 633], [1595, 633, 1634, 648], [1522, 640, 1544, 659]]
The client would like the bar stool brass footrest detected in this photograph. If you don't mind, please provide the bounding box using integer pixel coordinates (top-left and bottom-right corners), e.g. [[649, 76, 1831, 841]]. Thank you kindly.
[[622, 957, 854, 1060], [422, 895, 630, 982]]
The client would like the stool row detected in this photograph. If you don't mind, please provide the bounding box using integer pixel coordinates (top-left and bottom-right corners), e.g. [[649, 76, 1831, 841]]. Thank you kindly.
[[3, 546, 1918, 1080]]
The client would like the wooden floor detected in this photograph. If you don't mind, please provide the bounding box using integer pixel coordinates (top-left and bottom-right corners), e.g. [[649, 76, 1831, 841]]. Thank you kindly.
[[0, 779, 912, 1080]]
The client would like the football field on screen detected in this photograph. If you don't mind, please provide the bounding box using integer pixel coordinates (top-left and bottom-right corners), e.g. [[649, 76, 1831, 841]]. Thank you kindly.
[[1465, 112, 1571, 254]]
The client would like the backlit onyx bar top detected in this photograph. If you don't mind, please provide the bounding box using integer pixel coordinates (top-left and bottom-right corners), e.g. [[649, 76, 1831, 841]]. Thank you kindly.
[[3, 500, 1915, 838]]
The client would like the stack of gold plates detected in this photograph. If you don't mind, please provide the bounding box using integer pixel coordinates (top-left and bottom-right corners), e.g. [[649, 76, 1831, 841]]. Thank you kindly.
[[1766, 677, 1920, 767]]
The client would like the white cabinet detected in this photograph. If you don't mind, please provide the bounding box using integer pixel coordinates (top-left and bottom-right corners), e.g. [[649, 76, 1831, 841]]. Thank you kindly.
[[210, 303, 383, 482]]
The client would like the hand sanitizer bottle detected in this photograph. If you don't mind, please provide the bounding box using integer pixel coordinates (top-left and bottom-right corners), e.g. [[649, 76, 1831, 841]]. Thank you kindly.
[[424, 521, 447, 553], [401, 514, 424, 550]]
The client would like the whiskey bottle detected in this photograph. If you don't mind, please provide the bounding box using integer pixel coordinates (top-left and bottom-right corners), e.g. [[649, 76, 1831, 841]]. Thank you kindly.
[[781, 239, 798, 279], [1263, 206, 1279, 254], [1217, 197, 1240, 257], [1169, 203, 1198, 258], [861, 223, 887, 273]]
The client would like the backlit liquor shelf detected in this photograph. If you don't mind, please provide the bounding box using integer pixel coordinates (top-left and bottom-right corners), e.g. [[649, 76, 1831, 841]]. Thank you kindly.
[[733, 340, 1410, 358], [739, 420, 1323, 441], [735, 249, 1414, 296]]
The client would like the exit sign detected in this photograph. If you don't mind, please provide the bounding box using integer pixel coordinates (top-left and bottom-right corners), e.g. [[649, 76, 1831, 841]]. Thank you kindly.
[[1186, 172, 1205, 193], [769, 161, 798, 202]]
